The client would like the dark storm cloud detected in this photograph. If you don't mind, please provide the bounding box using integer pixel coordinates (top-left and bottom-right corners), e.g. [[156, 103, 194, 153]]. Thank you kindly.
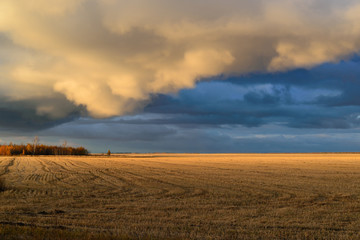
[[1, 0, 360, 153], [2, 0, 360, 120], [140, 58, 360, 129], [45, 121, 177, 142], [0, 97, 83, 131], [4, 57, 358, 133], [33, 55, 360, 153], [232, 58, 360, 109], [39, 120, 360, 153]]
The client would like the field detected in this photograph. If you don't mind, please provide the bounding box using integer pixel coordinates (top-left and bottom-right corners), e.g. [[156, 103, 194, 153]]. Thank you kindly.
[[1, 154, 360, 239]]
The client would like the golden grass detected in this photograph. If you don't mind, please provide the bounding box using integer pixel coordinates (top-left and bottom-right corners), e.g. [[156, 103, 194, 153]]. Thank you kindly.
[[1, 153, 360, 239], [0, 178, 5, 192]]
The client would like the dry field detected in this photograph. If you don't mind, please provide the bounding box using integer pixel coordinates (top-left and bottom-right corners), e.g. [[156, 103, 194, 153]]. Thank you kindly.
[[1, 154, 360, 239]]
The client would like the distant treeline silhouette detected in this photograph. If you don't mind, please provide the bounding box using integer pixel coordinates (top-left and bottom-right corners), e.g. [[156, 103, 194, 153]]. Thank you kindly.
[[0, 143, 89, 156]]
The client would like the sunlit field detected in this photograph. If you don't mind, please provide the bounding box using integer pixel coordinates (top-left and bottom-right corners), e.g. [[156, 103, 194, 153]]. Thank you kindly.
[[1, 154, 360, 239]]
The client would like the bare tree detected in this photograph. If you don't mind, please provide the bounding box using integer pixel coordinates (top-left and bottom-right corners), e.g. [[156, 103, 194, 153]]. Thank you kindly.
[[62, 140, 67, 155], [33, 136, 39, 155]]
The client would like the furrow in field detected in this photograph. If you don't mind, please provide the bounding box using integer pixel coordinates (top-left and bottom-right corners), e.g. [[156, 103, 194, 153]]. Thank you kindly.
[[0, 158, 15, 176], [3, 154, 359, 239], [93, 159, 213, 197], [37, 158, 85, 186], [110, 168, 194, 198]]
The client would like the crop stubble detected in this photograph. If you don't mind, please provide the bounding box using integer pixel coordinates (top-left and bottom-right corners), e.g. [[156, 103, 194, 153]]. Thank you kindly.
[[0, 154, 360, 239]]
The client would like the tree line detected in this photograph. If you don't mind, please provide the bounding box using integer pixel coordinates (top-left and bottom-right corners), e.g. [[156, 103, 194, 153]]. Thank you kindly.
[[0, 143, 89, 156]]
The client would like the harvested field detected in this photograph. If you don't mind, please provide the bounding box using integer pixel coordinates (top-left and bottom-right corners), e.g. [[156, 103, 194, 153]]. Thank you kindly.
[[1, 154, 360, 239]]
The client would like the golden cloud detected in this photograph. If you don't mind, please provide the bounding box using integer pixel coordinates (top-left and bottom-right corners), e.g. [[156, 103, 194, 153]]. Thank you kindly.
[[0, 0, 359, 117]]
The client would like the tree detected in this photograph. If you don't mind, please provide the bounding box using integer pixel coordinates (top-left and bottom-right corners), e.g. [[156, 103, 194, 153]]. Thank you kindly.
[[62, 140, 67, 155], [0, 142, 88, 156], [0, 145, 6, 155], [107, 149, 111, 156], [26, 144, 32, 155], [33, 136, 39, 155]]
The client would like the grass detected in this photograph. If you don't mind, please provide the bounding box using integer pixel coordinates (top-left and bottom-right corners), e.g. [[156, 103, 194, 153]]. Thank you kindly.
[[0, 177, 6, 192], [0, 224, 140, 240], [1, 154, 360, 239]]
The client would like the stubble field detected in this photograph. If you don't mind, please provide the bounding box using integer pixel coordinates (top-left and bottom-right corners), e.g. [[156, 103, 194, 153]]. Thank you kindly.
[[1, 154, 360, 239]]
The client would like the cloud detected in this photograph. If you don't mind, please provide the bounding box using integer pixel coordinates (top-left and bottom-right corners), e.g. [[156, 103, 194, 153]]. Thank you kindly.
[[1, 0, 360, 120], [141, 57, 360, 130], [0, 96, 82, 131], [39, 119, 360, 153], [45, 120, 177, 141], [3, 56, 360, 152]]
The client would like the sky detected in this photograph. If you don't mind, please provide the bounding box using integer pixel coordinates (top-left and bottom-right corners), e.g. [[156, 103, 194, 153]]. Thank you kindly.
[[1, 0, 360, 153]]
